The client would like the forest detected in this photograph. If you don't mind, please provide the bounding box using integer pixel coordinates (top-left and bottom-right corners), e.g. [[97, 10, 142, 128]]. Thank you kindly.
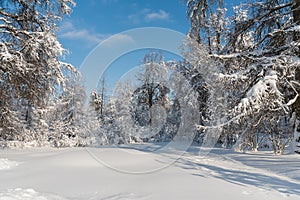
[[0, 0, 300, 155]]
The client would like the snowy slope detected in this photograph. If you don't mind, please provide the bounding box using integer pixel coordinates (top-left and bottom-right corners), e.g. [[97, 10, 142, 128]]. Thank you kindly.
[[0, 145, 299, 200]]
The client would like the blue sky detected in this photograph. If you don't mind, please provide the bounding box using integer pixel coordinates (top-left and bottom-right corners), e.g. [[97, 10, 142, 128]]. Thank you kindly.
[[58, 0, 189, 68], [57, 0, 243, 96]]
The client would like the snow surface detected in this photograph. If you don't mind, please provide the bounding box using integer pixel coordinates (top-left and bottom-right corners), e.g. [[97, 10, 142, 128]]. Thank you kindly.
[[0, 188, 67, 200], [0, 144, 299, 200], [0, 158, 18, 170]]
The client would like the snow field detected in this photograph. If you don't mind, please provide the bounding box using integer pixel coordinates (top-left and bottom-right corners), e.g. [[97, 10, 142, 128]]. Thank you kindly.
[[0, 145, 299, 200], [0, 188, 67, 200], [0, 158, 18, 170]]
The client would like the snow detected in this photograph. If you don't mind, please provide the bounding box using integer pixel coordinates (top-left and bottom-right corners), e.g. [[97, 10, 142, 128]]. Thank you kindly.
[[0, 145, 299, 200], [0, 188, 67, 200], [235, 69, 285, 115], [0, 158, 18, 170]]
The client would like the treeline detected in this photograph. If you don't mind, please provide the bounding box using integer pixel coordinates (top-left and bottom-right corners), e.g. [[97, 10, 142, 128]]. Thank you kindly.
[[0, 0, 300, 154]]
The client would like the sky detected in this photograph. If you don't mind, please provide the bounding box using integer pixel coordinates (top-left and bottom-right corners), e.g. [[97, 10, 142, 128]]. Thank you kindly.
[[57, 0, 242, 96], [58, 0, 189, 68]]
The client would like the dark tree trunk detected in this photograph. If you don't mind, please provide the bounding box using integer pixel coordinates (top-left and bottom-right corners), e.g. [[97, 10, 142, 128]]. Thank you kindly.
[[292, 0, 300, 153], [292, 0, 300, 120]]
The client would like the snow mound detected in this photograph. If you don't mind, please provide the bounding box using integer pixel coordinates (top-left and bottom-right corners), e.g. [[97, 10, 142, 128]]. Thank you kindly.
[[0, 188, 67, 200], [0, 158, 18, 170]]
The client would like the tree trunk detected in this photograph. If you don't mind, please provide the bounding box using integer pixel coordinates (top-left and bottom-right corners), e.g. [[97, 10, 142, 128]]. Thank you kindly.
[[293, 1, 300, 153], [292, 0, 300, 26], [293, 119, 300, 153]]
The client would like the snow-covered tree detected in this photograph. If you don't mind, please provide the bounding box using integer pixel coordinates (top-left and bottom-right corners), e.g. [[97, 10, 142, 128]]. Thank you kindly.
[[186, 0, 224, 48], [292, 0, 300, 153], [224, 0, 299, 153], [89, 91, 103, 119], [132, 51, 186, 142], [114, 80, 138, 143], [89, 75, 106, 120], [184, 0, 300, 153], [137, 51, 166, 118], [0, 0, 77, 144], [48, 76, 89, 147]]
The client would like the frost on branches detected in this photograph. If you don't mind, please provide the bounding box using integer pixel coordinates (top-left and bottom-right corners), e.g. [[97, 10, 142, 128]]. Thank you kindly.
[[0, 0, 78, 147], [185, 0, 300, 154]]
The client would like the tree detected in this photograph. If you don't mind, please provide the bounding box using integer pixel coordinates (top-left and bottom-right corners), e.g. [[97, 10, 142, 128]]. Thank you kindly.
[[88, 75, 107, 122], [184, 0, 300, 153], [133, 51, 165, 127], [0, 0, 77, 144], [184, 0, 228, 144], [48, 76, 89, 147], [225, 0, 300, 153], [132, 51, 184, 142], [292, 0, 300, 153], [89, 91, 103, 119], [141, 51, 165, 120], [185, 0, 225, 53], [98, 76, 106, 119]]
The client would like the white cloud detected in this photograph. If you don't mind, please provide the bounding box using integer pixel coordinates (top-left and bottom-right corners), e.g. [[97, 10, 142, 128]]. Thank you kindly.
[[60, 29, 107, 43], [128, 9, 170, 24], [127, 8, 150, 24], [101, 34, 135, 47], [145, 10, 170, 21], [59, 21, 73, 32], [58, 21, 109, 45]]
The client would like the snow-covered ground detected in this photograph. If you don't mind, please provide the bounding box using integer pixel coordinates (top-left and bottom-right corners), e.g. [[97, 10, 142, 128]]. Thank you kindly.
[[0, 144, 299, 200], [0, 158, 18, 171]]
